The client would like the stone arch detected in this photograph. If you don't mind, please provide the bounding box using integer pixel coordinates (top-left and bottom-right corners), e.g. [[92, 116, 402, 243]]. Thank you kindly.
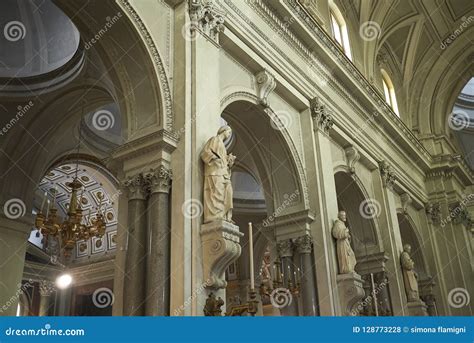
[[396, 211, 428, 277], [333, 171, 381, 259], [220, 92, 309, 213]]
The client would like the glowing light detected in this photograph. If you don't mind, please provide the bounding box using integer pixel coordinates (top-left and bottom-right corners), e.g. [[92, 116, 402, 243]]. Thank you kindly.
[[56, 274, 72, 289]]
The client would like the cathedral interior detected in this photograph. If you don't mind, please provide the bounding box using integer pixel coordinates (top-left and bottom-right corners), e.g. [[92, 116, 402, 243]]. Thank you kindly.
[[0, 0, 473, 318]]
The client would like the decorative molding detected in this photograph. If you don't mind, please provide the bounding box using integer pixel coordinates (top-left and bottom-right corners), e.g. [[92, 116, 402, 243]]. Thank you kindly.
[[123, 174, 147, 200], [190, 0, 226, 44], [310, 97, 333, 132], [144, 166, 172, 194], [425, 202, 441, 225], [201, 220, 243, 289], [345, 146, 360, 174], [378, 161, 396, 189], [294, 234, 312, 254], [277, 239, 294, 258], [39, 280, 56, 297], [255, 70, 277, 107], [118, 0, 174, 131], [400, 193, 412, 214]]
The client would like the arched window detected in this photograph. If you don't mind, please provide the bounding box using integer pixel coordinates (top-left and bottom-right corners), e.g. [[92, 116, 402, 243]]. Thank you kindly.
[[329, 1, 352, 60], [381, 70, 400, 116]]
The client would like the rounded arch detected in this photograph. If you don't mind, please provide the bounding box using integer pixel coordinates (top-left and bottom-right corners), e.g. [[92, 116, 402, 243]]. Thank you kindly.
[[221, 96, 309, 213], [334, 171, 381, 257]]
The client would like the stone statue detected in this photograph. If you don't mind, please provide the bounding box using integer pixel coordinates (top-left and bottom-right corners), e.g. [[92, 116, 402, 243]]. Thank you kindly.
[[332, 211, 357, 274], [201, 126, 235, 223], [400, 244, 419, 302]]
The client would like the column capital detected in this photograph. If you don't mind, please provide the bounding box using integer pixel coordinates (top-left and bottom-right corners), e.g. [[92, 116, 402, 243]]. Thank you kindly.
[[294, 234, 313, 254], [189, 0, 226, 44], [144, 166, 172, 194], [39, 280, 56, 297], [277, 239, 294, 258], [378, 160, 396, 189], [123, 173, 147, 200], [310, 97, 333, 132]]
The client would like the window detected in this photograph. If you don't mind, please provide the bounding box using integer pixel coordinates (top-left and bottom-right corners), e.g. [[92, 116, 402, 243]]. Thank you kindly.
[[329, 1, 352, 60], [381, 70, 400, 116]]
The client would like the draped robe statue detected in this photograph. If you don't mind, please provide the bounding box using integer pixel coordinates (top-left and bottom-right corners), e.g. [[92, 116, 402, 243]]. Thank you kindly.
[[201, 126, 235, 223], [332, 211, 357, 274], [400, 244, 419, 302]]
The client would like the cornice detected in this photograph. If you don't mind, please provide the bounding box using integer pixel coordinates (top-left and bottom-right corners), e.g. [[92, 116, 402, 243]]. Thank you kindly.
[[111, 128, 179, 163]]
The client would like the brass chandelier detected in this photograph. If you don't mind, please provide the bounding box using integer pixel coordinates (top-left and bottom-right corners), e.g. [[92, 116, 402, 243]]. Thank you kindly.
[[35, 176, 106, 259], [35, 112, 106, 259]]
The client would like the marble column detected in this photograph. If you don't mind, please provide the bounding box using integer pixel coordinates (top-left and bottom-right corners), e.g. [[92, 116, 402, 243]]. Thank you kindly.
[[144, 166, 172, 316], [123, 174, 148, 316], [277, 240, 298, 316], [38, 280, 56, 316], [295, 234, 318, 316]]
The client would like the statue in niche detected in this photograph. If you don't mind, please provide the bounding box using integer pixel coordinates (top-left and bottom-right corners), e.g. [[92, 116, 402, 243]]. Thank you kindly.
[[332, 210, 357, 274], [400, 244, 420, 302], [201, 126, 236, 223]]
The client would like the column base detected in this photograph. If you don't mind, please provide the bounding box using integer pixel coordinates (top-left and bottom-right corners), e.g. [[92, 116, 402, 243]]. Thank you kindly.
[[407, 299, 429, 316], [336, 272, 365, 316], [201, 220, 243, 289]]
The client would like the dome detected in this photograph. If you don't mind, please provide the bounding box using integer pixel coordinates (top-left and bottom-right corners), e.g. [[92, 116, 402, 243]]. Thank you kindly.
[[0, 0, 80, 79]]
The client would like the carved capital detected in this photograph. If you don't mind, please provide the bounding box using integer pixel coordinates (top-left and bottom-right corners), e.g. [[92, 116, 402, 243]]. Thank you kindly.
[[310, 97, 333, 132], [345, 146, 360, 174], [255, 70, 276, 107], [446, 202, 472, 227], [39, 280, 56, 297], [144, 166, 172, 194], [189, 0, 225, 44], [378, 161, 396, 189], [376, 51, 388, 66], [425, 202, 441, 225], [294, 234, 312, 254], [277, 239, 294, 258], [201, 220, 243, 289], [123, 174, 147, 200]]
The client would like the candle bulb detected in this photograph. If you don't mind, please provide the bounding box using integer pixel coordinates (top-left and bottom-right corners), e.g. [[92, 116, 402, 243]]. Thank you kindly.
[[40, 192, 47, 212], [248, 222, 255, 290], [46, 199, 50, 217]]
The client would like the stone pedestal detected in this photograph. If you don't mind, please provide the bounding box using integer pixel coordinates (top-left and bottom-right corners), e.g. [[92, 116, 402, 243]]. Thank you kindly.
[[336, 272, 365, 316], [201, 220, 243, 289], [201, 220, 244, 289], [407, 299, 429, 316]]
